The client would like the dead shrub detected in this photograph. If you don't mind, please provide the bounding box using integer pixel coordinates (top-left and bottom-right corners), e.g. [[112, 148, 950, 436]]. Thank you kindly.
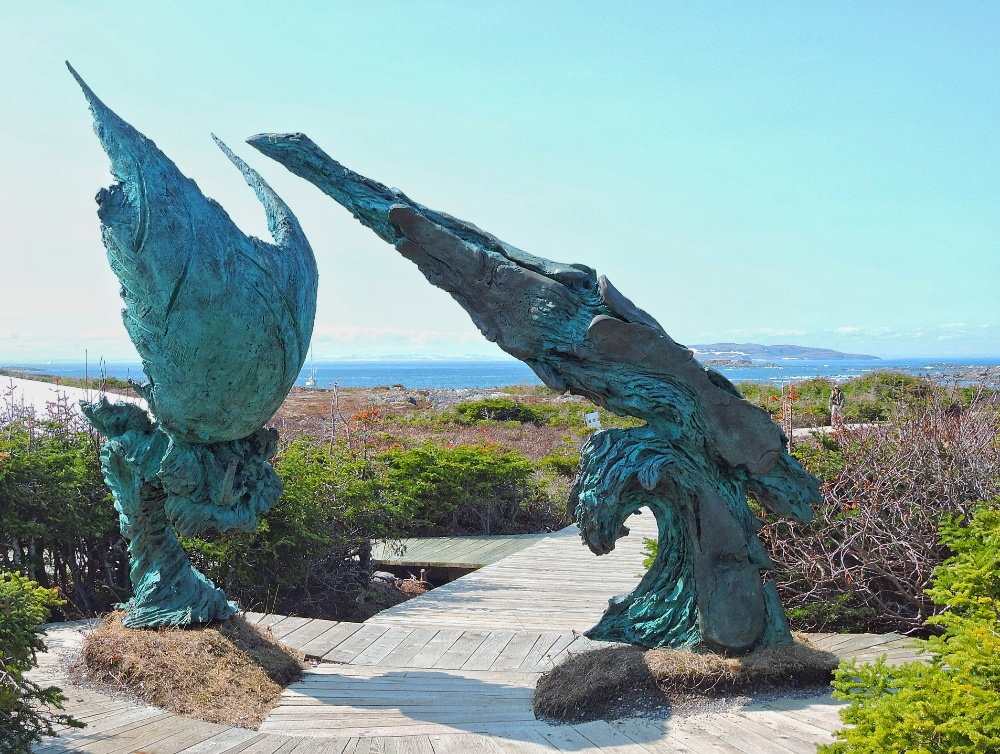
[[75, 612, 305, 728], [534, 636, 838, 723], [765, 390, 1000, 634]]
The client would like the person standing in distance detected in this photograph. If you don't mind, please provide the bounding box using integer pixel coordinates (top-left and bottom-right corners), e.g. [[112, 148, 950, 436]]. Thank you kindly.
[[829, 385, 846, 429]]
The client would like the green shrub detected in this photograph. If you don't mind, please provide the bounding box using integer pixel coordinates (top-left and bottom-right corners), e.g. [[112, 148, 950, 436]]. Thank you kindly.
[[841, 371, 936, 423], [447, 397, 555, 425], [820, 504, 1000, 753], [0, 572, 83, 753], [789, 431, 845, 482], [184, 437, 403, 619], [185, 437, 555, 615], [384, 443, 541, 535], [0, 410, 125, 616], [735, 380, 834, 427], [537, 448, 580, 477], [737, 373, 948, 427], [783, 593, 875, 634]]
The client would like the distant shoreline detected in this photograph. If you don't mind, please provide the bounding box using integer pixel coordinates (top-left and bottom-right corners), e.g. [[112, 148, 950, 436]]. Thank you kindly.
[[5, 356, 1000, 391]]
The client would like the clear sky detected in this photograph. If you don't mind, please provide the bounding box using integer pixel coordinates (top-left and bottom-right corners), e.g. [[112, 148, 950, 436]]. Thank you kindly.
[[1, 2, 997, 362]]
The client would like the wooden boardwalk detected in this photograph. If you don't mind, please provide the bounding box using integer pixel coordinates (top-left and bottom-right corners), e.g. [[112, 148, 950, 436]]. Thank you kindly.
[[31, 513, 925, 753], [371, 533, 549, 570], [366, 513, 654, 633]]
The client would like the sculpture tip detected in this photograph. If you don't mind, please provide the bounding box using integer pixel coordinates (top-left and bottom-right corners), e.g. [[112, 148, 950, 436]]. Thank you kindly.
[[211, 133, 234, 157], [65, 61, 115, 122], [65, 60, 90, 95], [213, 134, 310, 254], [245, 132, 314, 157]]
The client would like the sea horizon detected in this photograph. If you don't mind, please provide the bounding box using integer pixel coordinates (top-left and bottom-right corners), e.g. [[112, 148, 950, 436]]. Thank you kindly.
[[4, 355, 1000, 390]]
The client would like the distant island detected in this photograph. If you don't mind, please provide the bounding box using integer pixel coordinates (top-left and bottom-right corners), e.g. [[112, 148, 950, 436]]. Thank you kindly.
[[691, 343, 881, 361]]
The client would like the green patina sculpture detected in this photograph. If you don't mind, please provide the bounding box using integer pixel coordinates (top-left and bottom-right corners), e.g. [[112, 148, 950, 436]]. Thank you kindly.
[[248, 133, 821, 654], [68, 66, 318, 627]]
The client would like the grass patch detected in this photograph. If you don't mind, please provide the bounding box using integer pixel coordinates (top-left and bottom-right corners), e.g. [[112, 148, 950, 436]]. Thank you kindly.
[[534, 635, 839, 723], [76, 612, 305, 728]]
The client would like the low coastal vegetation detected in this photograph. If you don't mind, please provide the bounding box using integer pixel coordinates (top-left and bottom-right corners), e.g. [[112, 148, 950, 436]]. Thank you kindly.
[[2, 370, 997, 627], [738, 370, 977, 426], [2, 368, 998, 747]]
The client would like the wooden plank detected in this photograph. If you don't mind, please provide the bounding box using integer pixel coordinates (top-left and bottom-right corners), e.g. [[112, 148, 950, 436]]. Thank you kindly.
[[254, 614, 291, 633], [73, 714, 197, 754], [724, 710, 827, 752], [278, 689, 535, 705], [571, 720, 661, 753], [462, 632, 515, 671], [280, 618, 341, 651], [32, 709, 169, 753], [429, 733, 503, 754], [351, 627, 416, 666], [515, 634, 562, 673], [757, 697, 845, 734], [291, 664, 535, 683], [286, 738, 354, 754], [236, 736, 298, 754], [433, 631, 490, 669], [377, 629, 441, 668], [490, 733, 560, 754], [389, 735, 435, 754], [665, 725, 747, 754], [213, 733, 273, 754], [260, 719, 550, 738], [533, 724, 604, 751], [262, 709, 537, 727], [735, 708, 835, 743], [372, 535, 547, 569], [528, 634, 578, 672], [612, 718, 739, 754], [301, 622, 364, 658], [367, 516, 654, 633], [490, 633, 546, 672], [688, 714, 807, 754], [176, 728, 261, 753], [826, 632, 906, 656], [718, 710, 823, 751], [48, 703, 158, 734], [322, 624, 392, 664], [124, 720, 228, 754], [270, 616, 315, 642]]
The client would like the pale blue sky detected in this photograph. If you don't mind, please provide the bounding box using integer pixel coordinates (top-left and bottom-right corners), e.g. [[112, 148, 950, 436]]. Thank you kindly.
[[0, 2, 997, 361]]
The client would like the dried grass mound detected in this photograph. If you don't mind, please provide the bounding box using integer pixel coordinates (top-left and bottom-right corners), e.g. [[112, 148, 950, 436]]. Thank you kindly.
[[77, 611, 305, 728], [534, 634, 839, 723]]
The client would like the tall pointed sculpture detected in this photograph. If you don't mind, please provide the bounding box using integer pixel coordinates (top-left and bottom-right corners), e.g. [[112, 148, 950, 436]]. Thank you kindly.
[[249, 133, 820, 654], [68, 66, 318, 627]]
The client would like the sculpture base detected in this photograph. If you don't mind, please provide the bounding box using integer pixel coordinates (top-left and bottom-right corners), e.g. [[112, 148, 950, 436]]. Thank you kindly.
[[576, 427, 795, 654], [119, 569, 237, 629], [82, 400, 272, 628]]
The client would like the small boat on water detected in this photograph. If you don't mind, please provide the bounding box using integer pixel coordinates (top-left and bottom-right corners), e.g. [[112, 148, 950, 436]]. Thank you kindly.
[[304, 347, 317, 387]]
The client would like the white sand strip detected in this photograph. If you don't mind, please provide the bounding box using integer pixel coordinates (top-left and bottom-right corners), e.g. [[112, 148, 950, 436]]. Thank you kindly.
[[0, 375, 147, 419]]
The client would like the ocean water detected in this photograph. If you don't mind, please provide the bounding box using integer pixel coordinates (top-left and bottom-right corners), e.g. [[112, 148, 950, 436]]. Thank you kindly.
[[4, 356, 1000, 390]]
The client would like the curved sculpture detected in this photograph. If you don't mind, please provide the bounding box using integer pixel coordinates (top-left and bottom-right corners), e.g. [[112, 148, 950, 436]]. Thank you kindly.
[[248, 133, 821, 653], [68, 67, 318, 627]]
